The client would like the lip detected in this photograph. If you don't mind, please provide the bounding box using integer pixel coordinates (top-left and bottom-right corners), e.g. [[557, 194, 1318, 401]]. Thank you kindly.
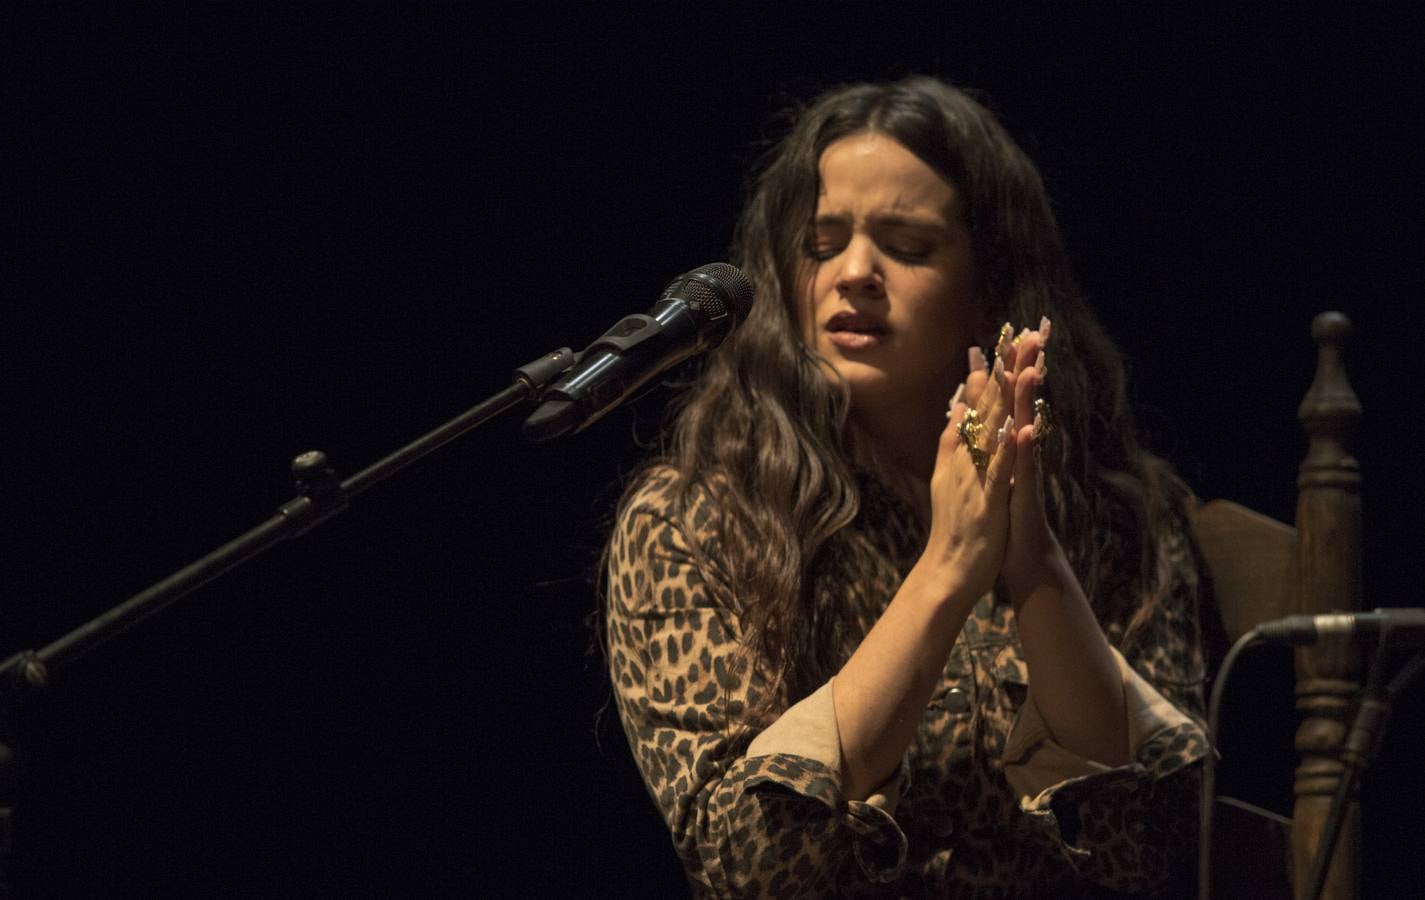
[[827, 330, 886, 350], [825, 310, 889, 350]]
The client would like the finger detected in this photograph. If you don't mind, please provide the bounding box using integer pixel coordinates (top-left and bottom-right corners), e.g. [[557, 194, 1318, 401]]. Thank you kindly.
[[944, 381, 966, 420], [961, 358, 1004, 474], [965, 364, 1014, 490], [965, 346, 989, 408], [993, 321, 1017, 370], [1014, 355, 1040, 432], [1012, 421, 1045, 516], [1011, 329, 1043, 377], [981, 358, 1014, 436], [937, 401, 982, 487], [935, 400, 965, 485], [942, 401, 966, 442], [939, 399, 969, 458], [984, 413, 1017, 503], [972, 356, 1002, 420]]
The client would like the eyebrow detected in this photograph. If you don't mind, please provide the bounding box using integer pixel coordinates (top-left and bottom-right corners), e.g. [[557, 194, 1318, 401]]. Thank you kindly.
[[812, 212, 949, 231]]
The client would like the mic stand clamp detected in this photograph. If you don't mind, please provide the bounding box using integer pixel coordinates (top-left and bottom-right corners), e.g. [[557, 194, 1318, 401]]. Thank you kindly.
[[280, 451, 349, 539]]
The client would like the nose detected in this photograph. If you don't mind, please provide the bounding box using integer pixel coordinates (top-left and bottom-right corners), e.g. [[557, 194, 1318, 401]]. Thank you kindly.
[[834, 235, 884, 299]]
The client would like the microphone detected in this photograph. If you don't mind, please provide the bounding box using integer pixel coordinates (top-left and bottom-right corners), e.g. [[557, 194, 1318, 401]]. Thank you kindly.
[[522, 262, 754, 442], [1256, 609, 1425, 646]]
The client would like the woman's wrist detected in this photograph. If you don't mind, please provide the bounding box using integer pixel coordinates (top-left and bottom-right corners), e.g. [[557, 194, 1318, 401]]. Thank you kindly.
[[1003, 540, 1075, 609], [905, 557, 985, 613]]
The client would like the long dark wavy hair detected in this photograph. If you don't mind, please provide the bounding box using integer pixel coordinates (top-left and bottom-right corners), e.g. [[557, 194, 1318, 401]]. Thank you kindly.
[[607, 76, 1195, 719]]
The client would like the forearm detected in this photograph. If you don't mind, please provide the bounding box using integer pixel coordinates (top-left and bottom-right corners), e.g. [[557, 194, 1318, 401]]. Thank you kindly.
[[1014, 551, 1128, 767], [833, 561, 977, 800]]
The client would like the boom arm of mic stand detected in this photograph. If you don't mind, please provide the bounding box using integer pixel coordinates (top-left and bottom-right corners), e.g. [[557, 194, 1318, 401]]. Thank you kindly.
[[0, 346, 578, 715]]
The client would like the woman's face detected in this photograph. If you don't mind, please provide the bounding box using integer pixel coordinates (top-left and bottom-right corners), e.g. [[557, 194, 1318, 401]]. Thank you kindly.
[[797, 132, 979, 418]]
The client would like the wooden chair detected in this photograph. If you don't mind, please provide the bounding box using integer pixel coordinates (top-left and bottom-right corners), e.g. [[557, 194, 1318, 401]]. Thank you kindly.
[[1189, 312, 1363, 900]]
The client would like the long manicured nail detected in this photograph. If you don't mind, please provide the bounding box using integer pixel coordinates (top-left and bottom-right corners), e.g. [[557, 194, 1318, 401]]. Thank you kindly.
[[1034, 350, 1046, 377], [993, 356, 1005, 385], [968, 346, 986, 372], [998, 414, 1015, 445], [996, 322, 1013, 362], [946, 383, 966, 418], [1039, 316, 1052, 343]]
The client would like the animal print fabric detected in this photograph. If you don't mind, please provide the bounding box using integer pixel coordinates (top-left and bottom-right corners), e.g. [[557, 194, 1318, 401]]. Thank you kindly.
[[605, 467, 1208, 898]]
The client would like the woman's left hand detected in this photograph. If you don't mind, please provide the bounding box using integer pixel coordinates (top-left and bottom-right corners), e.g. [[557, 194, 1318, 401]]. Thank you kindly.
[[967, 322, 1074, 603], [988, 323, 1130, 767], [1001, 329, 1072, 603]]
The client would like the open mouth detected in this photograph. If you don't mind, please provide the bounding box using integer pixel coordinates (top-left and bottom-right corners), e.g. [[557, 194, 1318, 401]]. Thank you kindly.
[[826, 312, 888, 349]]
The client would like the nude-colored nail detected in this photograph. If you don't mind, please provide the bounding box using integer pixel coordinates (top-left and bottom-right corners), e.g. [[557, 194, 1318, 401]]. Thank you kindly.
[[949, 382, 966, 408], [968, 346, 986, 372], [1039, 316, 1052, 343], [1034, 350, 1046, 377], [993, 356, 1005, 384], [998, 414, 1015, 445]]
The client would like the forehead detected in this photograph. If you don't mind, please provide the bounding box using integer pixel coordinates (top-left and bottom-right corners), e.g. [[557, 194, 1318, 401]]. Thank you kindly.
[[815, 132, 958, 219]]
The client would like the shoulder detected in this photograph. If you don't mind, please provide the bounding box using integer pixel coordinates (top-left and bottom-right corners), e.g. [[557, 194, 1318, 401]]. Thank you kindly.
[[607, 463, 734, 605], [614, 463, 725, 547], [607, 461, 729, 572]]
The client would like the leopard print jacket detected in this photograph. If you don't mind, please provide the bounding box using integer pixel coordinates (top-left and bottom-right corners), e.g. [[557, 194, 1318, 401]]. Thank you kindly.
[[606, 466, 1209, 898]]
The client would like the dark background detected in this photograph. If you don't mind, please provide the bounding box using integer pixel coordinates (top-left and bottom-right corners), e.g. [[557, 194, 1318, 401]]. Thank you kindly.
[[6, 3, 1424, 897]]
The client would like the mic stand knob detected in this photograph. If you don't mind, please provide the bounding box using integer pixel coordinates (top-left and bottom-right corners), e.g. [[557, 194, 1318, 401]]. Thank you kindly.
[[279, 450, 348, 538]]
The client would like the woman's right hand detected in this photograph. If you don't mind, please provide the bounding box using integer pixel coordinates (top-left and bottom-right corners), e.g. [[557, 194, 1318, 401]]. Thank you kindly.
[[918, 353, 1017, 601]]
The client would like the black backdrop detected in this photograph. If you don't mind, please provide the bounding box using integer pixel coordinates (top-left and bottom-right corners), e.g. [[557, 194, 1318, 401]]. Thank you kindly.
[[7, 4, 1424, 897]]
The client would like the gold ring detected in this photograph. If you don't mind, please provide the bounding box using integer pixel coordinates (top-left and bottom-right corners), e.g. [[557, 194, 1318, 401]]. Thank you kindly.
[[958, 408, 990, 471], [1032, 398, 1053, 440]]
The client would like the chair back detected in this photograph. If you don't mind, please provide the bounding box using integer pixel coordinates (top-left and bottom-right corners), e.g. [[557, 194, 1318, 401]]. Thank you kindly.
[[1189, 311, 1363, 900], [1191, 499, 1296, 900]]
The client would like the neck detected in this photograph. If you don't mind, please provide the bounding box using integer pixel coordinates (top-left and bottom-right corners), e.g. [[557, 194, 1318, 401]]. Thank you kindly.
[[849, 397, 943, 524]]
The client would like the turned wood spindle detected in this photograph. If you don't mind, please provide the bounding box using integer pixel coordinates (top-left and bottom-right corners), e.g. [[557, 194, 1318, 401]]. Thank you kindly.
[[1293, 311, 1363, 900]]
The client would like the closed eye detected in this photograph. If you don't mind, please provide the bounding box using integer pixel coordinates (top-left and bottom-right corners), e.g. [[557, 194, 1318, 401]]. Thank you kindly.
[[884, 241, 931, 262], [803, 219, 944, 263], [804, 222, 849, 261], [876, 223, 938, 262]]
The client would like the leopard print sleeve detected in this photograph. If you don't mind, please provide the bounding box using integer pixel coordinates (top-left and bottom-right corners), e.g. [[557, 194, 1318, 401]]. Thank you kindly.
[[605, 474, 905, 898], [1011, 524, 1210, 895]]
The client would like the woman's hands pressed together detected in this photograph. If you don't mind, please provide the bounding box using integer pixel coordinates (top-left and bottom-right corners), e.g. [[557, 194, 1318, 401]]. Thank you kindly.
[[929, 317, 1129, 767], [837, 317, 1124, 798], [922, 318, 1061, 603], [998, 319, 1073, 605]]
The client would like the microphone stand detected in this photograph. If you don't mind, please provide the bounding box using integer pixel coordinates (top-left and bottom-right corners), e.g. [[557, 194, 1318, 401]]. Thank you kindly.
[[0, 346, 578, 891], [1301, 642, 1425, 900]]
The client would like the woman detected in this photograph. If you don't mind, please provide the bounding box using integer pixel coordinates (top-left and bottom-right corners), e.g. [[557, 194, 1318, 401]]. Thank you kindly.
[[603, 77, 1208, 898]]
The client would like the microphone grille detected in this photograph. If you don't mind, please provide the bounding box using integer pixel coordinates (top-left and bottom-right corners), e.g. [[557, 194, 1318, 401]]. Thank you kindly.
[[661, 263, 755, 324]]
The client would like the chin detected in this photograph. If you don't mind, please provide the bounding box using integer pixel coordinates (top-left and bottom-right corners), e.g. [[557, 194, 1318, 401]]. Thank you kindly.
[[819, 352, 885, 385], [839, 370, 906, 412], [829, 360, 953, 416]]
